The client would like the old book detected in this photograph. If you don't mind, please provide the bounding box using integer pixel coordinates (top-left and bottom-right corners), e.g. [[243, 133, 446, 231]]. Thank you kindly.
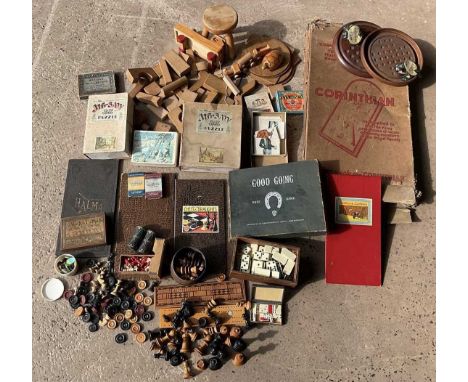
[[131, 130, 179, 167], [56, 159, 120, 258], [325, 174, 381, 286], [179, 102, 243, 173], [61, 213, 106, 251], [229, 160, 326, 238], [304, 20, 415, 207], [174, 179, 227, 275], [83, 93, 133, 159], [114, 173, 176, 265]]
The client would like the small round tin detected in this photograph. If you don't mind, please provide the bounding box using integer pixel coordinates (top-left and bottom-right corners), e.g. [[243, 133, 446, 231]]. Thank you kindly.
[[333, 21, 381, 78], [360, 28, 423, 86], [41, 278, 65, 301]]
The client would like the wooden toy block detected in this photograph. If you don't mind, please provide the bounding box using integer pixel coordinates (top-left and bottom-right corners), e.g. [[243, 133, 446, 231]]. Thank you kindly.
[[202, 90, 218, 103], [176, 90, 198, 103], [224, 96, 235, 105], [223, 74, 240, 96], [188, 71, 208, 92], [163, 95, 180, 112], [163, 50, 191, 77], [196, 61, 209, 72], [168, 106, 183, 133], [154, 121, 172, 132], [144, 81, 161, 96], [179, 51, 193, 64], [160, 76, 188, 98], [128, 78, 149, 98], [136, 92, 162, 107], [202, 73, 228, 95], [147, 104, 168, 120], [126, 67, 157, 83], [158, 59, 173, 85]]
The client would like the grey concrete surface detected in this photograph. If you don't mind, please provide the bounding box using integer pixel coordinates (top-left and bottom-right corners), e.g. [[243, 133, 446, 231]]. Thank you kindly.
[[32, 1, 436, 381]]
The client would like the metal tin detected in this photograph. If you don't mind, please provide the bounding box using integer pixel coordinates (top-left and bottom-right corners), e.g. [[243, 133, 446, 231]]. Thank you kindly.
[[128, 226, 146, 251], [78, 71, 116, 100], [137, 229, 156, 254], [360, 28, 424, 86], [333, 21, 381, 78]]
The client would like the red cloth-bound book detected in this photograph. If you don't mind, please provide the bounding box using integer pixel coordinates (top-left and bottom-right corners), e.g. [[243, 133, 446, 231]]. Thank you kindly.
[[325, 174, 381, 286]]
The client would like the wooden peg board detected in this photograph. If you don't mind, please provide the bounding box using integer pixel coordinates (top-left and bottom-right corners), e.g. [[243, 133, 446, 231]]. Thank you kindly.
[[158, 304, 247, 328], [154, 281, 246, 307]]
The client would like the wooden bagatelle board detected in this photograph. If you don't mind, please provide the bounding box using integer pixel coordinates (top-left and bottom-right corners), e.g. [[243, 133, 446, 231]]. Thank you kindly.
[[154, 281, 246, 307]]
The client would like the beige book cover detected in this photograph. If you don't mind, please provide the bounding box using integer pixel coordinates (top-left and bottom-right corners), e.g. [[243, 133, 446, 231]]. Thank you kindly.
[[304, 20, 416, 207], [83, 92, 133, 159], [180, 102, 243, 173]]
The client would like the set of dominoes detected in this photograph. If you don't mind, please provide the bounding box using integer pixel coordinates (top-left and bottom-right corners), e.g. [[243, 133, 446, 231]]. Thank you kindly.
[[238, 243, 297, 279]]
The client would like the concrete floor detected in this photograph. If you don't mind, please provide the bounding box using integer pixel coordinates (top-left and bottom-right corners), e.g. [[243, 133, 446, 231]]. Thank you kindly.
[[32, 1, 436, 381]]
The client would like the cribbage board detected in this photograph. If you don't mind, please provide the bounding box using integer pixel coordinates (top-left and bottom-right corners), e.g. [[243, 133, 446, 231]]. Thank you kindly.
[[154, 281, 246, 307], [158, 304, 247, 328]]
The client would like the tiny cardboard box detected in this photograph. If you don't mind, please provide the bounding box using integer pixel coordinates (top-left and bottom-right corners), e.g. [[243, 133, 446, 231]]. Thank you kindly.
[[251, 111, 288, 167], [250, 284, 284, 325], [230, 237, 300, 287], [83, 92, 134, 159], [114, 238, 165, 280]]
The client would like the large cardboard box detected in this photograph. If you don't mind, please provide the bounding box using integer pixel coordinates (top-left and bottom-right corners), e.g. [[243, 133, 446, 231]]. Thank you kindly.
[[83, 93, 133, 159], [303, 20, 416, 213]]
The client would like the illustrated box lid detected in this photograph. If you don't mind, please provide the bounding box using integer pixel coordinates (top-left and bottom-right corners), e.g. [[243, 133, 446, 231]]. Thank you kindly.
[[251, 284, 284, 304], [229, 160, 326, 238]]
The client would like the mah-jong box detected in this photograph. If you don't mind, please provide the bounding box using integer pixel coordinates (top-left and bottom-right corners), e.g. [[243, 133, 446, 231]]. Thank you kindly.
[[229, 160, 326, 238]]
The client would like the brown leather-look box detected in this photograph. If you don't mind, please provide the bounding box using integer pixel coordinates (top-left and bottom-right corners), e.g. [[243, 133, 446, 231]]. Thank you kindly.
[[229, 237, 300, 287], [114, 238, 165, 280]]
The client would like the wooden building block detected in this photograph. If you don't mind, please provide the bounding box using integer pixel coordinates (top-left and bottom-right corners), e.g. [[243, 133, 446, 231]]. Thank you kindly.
[[176, 90, 198, 103], [154, 121, 172, 132], [196, 88, 206, 98], [160, 76, 188, 98], [196, 61, 209, 72], [152, 63, 162, 77], [147, 105, 168, 120], [136, 92, 162, 107], [167, 107, 183, 133], [158, 59, 172, 85], [201, 91, 219, 104], [189, 71, 208, 92], [163, 95, 180, 112], [163, 50, 191, 77], [234, 94, 242, 105], [179, 51, 193, 64], [125, 68, 157, 83], [185, 49, 195, 59], [224, 96, 235, 105], [144, 81, 161, 96], [223, 75, 240, 96], [128, 78, 149, 98], [202, 74, 228, 95]]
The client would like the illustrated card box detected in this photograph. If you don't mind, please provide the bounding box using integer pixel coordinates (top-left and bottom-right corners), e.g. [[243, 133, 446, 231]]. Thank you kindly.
[[78, 71, 116, 100], [304, 21, 415, 207], [83, 93, 133, 159], [230, 237, 300, 287], [251, 111, 288, 167], [174, 179, 227, 275], [229, 160, 326, 238], [244, 91, 275, 113], [274, 90, 304, 113], [61, 212, 107, 251], [145, 173, 163, 199], [127, 172, 145, 197], [250, 284, 284, 325], [179, 102, 243, 173], [325, 174, 381, 286], [56, 159, 120, 258], [131, 131, 179, 167]]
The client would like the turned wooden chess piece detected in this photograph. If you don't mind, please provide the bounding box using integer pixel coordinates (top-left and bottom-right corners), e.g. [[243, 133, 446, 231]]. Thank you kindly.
[[201, 4, 238, 60]]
